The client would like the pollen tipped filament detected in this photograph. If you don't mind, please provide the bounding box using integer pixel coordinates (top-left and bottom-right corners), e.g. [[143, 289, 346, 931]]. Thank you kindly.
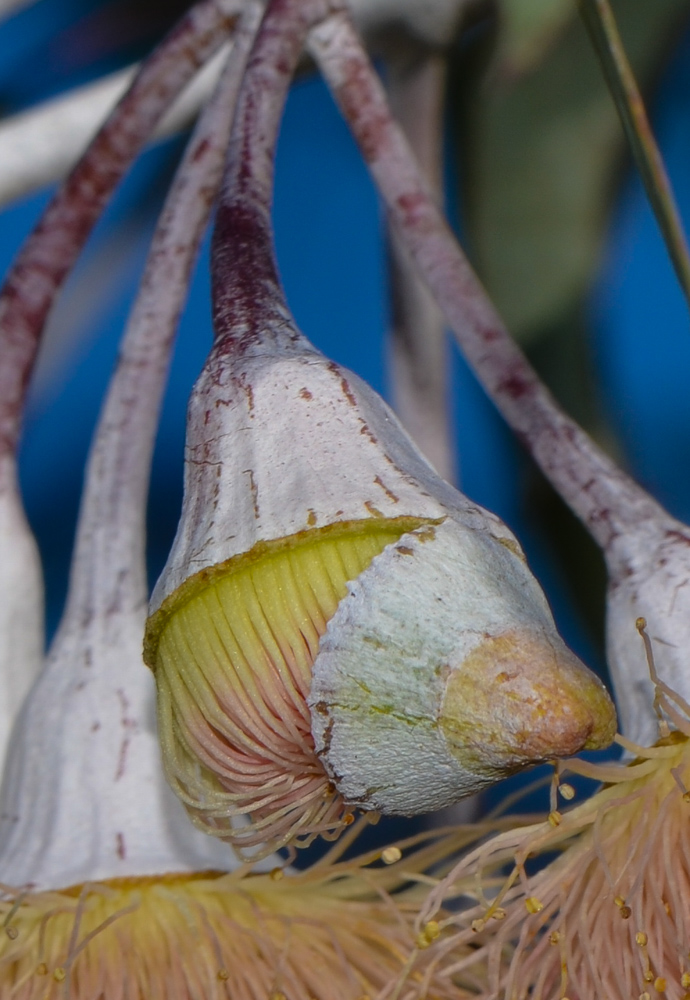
[[149, 519, 424, 859], [416, 686, 690, 1000], [0, 847, 466, 1000]]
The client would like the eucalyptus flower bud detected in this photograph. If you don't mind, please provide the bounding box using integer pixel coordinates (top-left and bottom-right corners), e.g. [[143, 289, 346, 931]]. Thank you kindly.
[[144, 318, 615, 859]]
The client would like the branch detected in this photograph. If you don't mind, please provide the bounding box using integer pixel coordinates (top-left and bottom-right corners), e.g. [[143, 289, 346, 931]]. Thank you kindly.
[[579, 0, 690, 315], [0, 50, 227, 210], [0, 0, 240, 466]]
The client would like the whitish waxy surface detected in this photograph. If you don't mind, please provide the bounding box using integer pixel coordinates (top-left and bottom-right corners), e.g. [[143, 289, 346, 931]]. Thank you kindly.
[[0, 461, 43, 770], [149, 334, 523, 621], [310, 518, 615, 813], [0, 600, 231, 891]]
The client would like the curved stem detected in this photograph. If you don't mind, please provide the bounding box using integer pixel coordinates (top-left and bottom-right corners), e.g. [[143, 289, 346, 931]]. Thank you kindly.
[[66, 7, 263, 624], [309, 9, 664, 552], [0, 0, 240, 468], [211, 0, 331, 351], [386, 49, 456, 484]]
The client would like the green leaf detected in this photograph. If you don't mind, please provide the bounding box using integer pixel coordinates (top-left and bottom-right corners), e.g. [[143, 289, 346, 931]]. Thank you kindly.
[[497, 0, 575, 75], [458, 0, 690, 342]]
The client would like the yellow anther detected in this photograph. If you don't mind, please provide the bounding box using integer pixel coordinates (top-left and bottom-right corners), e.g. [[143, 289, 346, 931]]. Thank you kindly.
[[491, 907, 506, 920], [269, 867, 284, 881], [423, 921, 440, 942], [417, 921, 441, 947], [644, 972, 654, 983], [471, 918, 485, 933], [684, 791, 690, 804], [639, 993, 651, 1000], [4, 925, 17, 940], [549, 931, 561, 945], [366, 811, 381, 825], [636, 617, 647, 630], [654, 979, 667, 994], [53, 968, 66, 983], [382, 846, 402, 865], [548, 810, 562, 827], [217, 968, 229, 981], [344, 813, 355, 826], [525, 896, 543, 914], [558, 783, 575, 800], [636, 932, 648, 946], [682, 973, 690, 989], [36, 964, 48, 977], [614, 895, 625, 907]]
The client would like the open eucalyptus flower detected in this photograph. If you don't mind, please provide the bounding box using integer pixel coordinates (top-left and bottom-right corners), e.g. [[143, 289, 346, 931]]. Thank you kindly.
[[415, 620, 690, 1000], [143, 0, 615, 863]]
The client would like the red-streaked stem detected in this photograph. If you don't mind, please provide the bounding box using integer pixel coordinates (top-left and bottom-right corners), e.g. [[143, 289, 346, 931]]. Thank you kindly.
[[309, 9, 664, 551], [0, 0, 240, 468], [211, 0, 331, 349], [64, 8, 263, 622], [386, 51, 456, 484]]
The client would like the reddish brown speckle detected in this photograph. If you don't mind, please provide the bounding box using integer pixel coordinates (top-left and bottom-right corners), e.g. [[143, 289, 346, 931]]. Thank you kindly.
[[299, 387, 313, 400], [191, 137, 210, 163], [364, 501, 385, 518], [244, 468, 259, 518], [374, 475, 399, 503], [497, 370, 533, 401]]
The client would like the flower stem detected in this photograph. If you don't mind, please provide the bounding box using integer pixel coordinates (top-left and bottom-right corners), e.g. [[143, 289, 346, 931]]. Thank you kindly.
[[309, 8, 665, 551], [578, 0, 690, 315], [386, 49, 456, 484], [211, 0, 331, 351], [0, 0, 240, 465]]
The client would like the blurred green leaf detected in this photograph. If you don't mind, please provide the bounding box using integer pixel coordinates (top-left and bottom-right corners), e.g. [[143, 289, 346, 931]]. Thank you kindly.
[[458, 0, 690, 342], [497, 0, 574, 75]]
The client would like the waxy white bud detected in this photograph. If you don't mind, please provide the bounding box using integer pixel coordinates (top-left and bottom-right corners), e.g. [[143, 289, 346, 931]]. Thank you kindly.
[[145, 322, 616, 857]]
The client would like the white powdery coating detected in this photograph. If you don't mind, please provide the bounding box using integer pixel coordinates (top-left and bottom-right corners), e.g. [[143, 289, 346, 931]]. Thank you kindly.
[[309, 518, 555, 814], [150, 342, 519, 613], [0, 605, 232, 892], [0, 476, 43, 774]]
